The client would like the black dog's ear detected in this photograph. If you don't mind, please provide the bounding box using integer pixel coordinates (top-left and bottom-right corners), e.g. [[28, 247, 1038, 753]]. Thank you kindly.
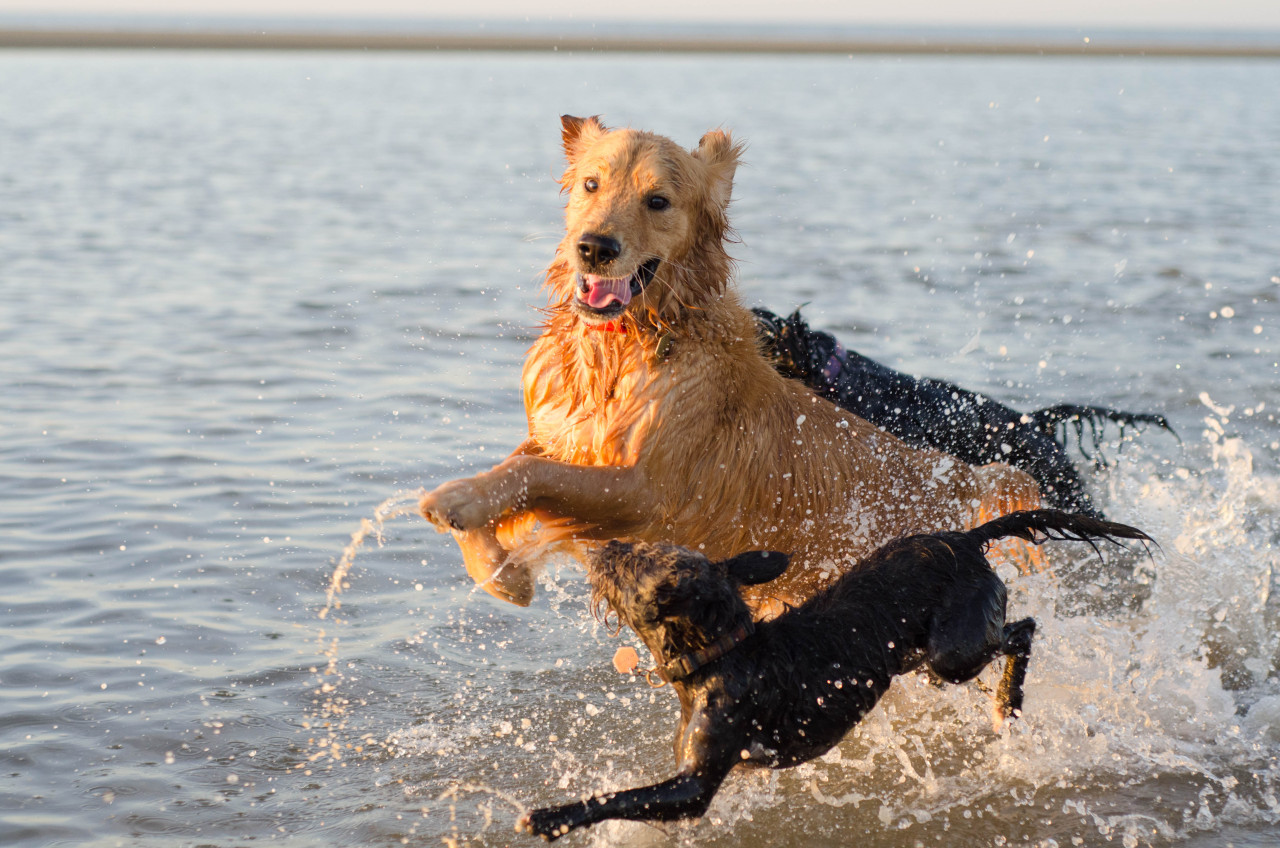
[[719, 551, 790, 586]]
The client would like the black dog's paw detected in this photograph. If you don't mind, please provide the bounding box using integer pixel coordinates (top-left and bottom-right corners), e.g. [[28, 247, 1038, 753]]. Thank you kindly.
[[517, 805, 582, 841], [991, 701, 1023, 733]]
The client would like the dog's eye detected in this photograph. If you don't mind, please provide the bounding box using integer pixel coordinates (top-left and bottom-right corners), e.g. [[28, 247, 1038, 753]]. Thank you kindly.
[[647, 195, 670, 211], [583, 178, 599, 193]]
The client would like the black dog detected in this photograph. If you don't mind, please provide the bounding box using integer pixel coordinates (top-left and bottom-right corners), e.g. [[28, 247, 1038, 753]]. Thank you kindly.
[[753, 308, 1175, 516], [517, 510, 1151, 840]]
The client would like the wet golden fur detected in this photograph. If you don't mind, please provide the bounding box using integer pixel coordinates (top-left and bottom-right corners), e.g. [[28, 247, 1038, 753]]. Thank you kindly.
[[419, 116, 1042, 610]]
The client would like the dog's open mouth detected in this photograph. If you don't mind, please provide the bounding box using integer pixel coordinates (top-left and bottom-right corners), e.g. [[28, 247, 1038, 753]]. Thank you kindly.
[[574, 258, 660, 317]]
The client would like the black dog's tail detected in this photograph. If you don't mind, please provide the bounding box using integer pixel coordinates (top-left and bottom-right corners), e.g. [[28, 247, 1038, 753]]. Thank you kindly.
[[967, 509, 1154, 558], [1030, 404, 1180, 465]]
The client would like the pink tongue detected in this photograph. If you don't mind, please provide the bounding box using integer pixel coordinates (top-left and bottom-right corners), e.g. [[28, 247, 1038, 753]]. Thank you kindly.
[[581, 274, 633, 309]]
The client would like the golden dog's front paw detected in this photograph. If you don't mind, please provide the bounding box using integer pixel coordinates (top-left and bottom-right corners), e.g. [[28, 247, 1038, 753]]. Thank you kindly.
[[456, 528, 538, 607], [419, 477, 501, 532]]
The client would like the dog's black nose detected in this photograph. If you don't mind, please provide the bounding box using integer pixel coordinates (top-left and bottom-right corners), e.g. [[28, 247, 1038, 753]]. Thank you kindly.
[[577, 234, 622, 268]]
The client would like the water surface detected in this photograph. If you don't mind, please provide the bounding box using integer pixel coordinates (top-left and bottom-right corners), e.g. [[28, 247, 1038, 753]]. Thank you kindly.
[[1, 50, 1278, 847]]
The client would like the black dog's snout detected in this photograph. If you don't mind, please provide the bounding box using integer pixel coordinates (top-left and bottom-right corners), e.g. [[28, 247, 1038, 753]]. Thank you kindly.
[[577, 233, 622, 268]]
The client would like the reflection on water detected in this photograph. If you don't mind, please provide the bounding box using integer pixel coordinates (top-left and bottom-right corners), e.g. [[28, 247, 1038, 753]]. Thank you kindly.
[[0, 50, 1277, 847]]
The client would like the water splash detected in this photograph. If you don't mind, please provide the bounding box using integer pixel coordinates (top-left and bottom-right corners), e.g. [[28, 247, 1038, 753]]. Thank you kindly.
[[319, 488, 427, 620], [301, 489, 425, 770], [302, 417, 1280, 845]]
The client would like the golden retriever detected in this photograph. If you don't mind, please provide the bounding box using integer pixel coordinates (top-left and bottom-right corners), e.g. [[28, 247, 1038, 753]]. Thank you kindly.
[[419, 116, 1041, 612]]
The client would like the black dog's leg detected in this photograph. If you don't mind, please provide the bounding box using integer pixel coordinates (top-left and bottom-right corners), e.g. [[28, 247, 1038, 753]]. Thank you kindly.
[[994, 617, 1036, 721], [519, 713, 737, 841], [924, 574, 1038, 729], [518, 768, 728, 841], [925, 572, 1008, 685]]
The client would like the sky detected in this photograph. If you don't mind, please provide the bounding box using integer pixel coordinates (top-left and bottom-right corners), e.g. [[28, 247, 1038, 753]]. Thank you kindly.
[[2, 0, 1280, 30]]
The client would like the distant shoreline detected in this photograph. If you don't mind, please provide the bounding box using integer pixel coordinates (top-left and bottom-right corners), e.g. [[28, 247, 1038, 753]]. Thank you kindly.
[[2, 28, 1280, 57]]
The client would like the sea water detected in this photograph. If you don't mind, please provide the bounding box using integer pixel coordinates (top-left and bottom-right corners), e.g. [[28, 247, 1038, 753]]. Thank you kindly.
[[1, 49, 1277, 846]]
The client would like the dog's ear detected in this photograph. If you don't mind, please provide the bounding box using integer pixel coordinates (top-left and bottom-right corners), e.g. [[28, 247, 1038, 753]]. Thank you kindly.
[[653, 573, 693, 616], [561, 115, 608, 163], [719, 551, 789, 586], [692, 129, 743, 212]]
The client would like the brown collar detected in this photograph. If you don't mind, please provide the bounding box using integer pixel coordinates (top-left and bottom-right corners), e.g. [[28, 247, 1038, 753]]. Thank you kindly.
[[662, 620, 755, 681]]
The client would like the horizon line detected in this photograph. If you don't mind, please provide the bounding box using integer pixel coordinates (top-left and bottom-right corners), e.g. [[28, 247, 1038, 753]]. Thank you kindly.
[[3, 28, 1280, 56]]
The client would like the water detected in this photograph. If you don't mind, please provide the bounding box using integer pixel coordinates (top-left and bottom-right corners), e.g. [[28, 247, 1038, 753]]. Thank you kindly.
[[1, 49, 1278, 847]]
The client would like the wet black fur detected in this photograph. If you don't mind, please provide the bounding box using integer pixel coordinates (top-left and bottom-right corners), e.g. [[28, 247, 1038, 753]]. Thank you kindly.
[[518, 510, 1152, 840], [753, 307, 1176, 517]]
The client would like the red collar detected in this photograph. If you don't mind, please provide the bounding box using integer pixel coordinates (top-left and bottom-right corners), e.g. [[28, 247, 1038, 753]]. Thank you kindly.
[[581, 323, 674, 363]]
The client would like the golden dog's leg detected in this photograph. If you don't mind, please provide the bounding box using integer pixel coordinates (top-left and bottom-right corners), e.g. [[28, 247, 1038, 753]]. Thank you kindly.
[[511, 457, 656, 528], [421, 455, 654, 605], [453, 524, 537, 607], [420, 455, 654, 535]]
